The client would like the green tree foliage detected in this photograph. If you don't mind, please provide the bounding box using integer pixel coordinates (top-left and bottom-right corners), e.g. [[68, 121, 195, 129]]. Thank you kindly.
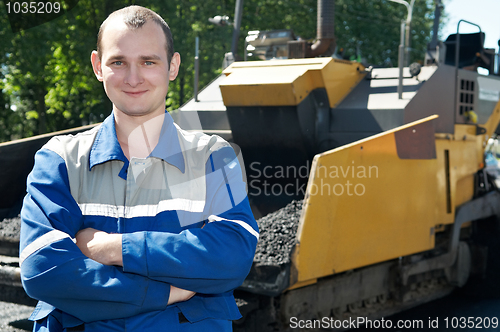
[[0, 0, 441, 142], [0, 0, 113, 139], [334, 0, 435, 66], [241, 0, 436, 65]]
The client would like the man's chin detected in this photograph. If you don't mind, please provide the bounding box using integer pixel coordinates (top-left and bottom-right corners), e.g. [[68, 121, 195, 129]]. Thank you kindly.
[[113, 106, 164, 118]]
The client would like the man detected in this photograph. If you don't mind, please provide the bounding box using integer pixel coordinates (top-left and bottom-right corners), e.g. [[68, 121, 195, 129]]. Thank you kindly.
[[20, 5, 258, 332]]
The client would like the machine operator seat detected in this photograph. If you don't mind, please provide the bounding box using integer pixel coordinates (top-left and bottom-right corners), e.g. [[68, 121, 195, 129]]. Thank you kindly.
[[444, 32, 495, 72]]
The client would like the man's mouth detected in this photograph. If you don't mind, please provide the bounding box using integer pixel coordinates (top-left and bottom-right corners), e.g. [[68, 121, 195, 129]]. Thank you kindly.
[[123, 90, 148, 97]]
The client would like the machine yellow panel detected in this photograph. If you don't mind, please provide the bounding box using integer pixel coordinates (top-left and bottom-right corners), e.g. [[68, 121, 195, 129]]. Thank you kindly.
[[220, 58, 365, 108], [432, 124, 488, 226], [291, 116, 440, 284]]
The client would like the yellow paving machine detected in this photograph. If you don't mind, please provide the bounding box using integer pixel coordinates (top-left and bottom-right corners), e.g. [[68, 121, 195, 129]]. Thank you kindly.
[[174, 1, 500, 330]]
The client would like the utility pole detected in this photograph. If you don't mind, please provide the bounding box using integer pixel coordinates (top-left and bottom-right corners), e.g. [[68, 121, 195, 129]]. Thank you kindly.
[[404, 0, 415, 66], [230, 0, 244, 58], [388, 0, 415, 66]]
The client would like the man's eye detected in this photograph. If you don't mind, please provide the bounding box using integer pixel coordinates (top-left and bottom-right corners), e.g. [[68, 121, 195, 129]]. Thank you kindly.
[[145, 61, 154, 66], [113, 61, 123, 66]]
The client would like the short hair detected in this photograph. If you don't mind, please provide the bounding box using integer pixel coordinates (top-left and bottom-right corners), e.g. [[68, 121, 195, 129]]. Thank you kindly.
[[97, 5, 174, 66]]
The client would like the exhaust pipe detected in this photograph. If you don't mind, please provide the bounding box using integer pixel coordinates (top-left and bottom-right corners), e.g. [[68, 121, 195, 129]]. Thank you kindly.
[[288, 0, 336, 58], [307, 0, 336, 57]]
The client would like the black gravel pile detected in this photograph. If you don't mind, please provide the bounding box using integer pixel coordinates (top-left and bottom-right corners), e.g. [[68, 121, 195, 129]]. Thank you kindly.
[[253, 200, 303, 266], [0, 216, 21, 241]]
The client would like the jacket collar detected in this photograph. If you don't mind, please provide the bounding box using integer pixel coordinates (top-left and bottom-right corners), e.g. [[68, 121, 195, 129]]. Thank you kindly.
[[89, 111, 185, 173]]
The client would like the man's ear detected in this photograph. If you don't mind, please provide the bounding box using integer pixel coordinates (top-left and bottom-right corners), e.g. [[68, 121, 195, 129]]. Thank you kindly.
[[91, 51, 103, 82], [168, 52, 181, 81]]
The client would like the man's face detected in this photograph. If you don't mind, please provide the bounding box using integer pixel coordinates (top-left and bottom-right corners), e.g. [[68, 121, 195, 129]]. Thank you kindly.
[[91, 19, 180, 119]]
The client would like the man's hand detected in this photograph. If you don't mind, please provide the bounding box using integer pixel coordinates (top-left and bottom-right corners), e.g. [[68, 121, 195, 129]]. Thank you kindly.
[[168, 285, 196, 305], [76, 228, 123, 266]]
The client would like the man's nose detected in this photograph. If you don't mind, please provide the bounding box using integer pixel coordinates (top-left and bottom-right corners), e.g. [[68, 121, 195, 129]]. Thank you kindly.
[[124, 65, 144, 87]]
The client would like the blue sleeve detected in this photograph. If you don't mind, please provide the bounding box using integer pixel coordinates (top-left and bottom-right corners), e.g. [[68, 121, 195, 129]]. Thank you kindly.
[[20, 149, 171, 323], [121, 146, 259, 294]]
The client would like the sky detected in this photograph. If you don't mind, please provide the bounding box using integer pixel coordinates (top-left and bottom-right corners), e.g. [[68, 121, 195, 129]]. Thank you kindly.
[[441, 0, 500, 50]]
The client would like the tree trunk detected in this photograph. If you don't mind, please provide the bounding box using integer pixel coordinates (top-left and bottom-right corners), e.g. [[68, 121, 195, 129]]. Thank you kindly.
[[36, 87, 47, 135]]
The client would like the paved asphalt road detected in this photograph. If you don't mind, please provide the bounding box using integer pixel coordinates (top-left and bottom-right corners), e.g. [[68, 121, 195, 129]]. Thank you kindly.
[[0, 301, 33, 332]]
